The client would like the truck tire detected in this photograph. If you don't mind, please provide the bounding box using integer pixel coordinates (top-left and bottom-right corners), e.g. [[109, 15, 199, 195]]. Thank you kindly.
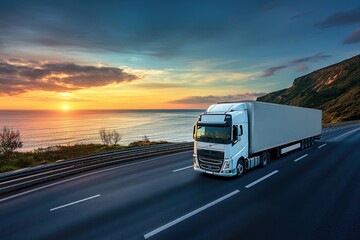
[[236, 159, 245, 177], [260, 151, 270, 168], [301, 140, 305, 150]]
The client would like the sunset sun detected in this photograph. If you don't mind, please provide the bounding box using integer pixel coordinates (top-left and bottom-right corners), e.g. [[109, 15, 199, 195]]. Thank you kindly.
[[62, 104, 69, 111]]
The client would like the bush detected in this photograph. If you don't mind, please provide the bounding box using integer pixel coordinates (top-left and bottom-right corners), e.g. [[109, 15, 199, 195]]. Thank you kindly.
[[0, 165, 17, 172], [14, 158, 32, 168], [0, 126, 23, 157]]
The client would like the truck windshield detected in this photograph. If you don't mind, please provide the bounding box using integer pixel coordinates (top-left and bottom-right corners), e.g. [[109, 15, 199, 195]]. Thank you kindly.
[[196, 125, 231, 144]]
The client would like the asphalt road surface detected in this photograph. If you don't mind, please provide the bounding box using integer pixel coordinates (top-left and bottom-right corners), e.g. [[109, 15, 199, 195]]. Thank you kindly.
[[1, 125, 359, 240]]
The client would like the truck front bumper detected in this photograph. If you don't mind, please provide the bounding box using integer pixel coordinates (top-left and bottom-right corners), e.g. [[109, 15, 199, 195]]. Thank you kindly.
[[193, 165, 237, 177]]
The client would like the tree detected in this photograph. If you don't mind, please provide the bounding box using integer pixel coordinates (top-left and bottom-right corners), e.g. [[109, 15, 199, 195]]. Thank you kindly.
[[99, 129, 122, 145], [99, 128, 111, 145], [142, 135, 150, 142], [111, 130, 122, 145], [0, 126, 23, 157]]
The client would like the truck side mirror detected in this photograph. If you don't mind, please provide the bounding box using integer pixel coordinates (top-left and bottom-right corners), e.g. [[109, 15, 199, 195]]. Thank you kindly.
[[193, 125, 196, 139], [240, 125, 243, 136], [232, 125, 238, 142]]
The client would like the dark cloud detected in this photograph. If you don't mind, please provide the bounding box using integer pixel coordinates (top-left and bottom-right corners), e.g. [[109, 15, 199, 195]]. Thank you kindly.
[[343, 28, 360, 44], [289, 53, 331, 64], [261, 53, 331, 77], [260, 66, 287, 77], [0, 59, 138, 95], [169, 92, 266, 104], [315, 7, 360, 28], [0, 1, 240, 57]]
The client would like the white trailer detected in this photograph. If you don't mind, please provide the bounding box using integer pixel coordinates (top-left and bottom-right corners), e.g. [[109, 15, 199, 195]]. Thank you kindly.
[[193, 101, 322, 177]]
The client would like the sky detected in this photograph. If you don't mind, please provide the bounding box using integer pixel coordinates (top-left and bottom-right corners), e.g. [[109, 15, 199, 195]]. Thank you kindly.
[[0, 0, 359, 110]]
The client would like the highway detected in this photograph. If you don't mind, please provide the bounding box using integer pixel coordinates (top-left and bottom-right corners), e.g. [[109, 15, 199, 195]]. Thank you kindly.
[[1, 125, 359, 240]]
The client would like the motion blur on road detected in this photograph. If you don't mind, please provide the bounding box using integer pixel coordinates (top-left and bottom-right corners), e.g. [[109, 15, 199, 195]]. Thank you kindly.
[[1, 125, 359, 240]]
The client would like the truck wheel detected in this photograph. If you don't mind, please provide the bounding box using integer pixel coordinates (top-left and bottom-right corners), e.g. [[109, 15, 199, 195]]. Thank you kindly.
[[311, 137, 315, 146], [260, 151, 270, 168], [236, 159, 244, 177]]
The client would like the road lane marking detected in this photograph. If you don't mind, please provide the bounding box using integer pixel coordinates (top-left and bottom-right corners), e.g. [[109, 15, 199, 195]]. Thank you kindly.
[[173, 165, 193, 172], [144, 190, 240, 239], [50, 194, 100, 211], [333, 128, 360, 140], [245, 170, 279, 188], [294, 154, 308, 162], [0, 151, 192, 203], [318, 144, 327, 149]]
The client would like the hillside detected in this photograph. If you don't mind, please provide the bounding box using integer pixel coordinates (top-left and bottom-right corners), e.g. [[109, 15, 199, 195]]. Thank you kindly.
[[257, 54, 360, 123]]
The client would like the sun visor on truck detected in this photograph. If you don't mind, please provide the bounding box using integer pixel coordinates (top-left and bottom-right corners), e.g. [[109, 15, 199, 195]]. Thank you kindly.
[[199, 114, 232, 124]]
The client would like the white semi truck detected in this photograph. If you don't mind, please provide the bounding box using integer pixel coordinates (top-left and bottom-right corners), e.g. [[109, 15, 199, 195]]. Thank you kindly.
[[193, 101, 322, 177]]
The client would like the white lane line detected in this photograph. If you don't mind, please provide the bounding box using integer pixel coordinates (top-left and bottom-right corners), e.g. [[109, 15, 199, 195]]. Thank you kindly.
[[144, 190, 240, 239], [50, 194, 100, 211], [173, 165, 193, 172], [0, 150, 192, 203], [245, 170, 279, 188], [318, 143, 327, 149], [294, 154, 308, 162], [333, 128, 360, 140]]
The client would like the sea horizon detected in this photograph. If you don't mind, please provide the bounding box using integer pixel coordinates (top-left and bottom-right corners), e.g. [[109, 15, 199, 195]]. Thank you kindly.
[[0, 109, 204, 152]]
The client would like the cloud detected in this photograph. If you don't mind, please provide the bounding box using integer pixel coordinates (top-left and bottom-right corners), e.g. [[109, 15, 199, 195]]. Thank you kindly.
[[0, 1, 239, 57], [289, 53, 331, 64], [260, 66, 287, 77], [343, 28, 360, 44], [169, 92, 266, 104], [315, 7, 360, 28], [136, 83, 187, 89], [260, 53, 331, 77], [0, 59, 139, 95]]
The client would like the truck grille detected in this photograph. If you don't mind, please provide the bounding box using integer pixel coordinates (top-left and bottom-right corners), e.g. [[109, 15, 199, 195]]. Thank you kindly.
[[197, 149, 224, 173]]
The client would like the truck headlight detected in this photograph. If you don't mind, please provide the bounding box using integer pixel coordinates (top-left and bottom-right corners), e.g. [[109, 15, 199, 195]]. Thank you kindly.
[[222, 160, 231, 170]]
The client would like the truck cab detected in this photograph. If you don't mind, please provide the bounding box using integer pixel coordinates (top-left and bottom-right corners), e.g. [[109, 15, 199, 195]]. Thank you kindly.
[[193, 103, 249, 177]]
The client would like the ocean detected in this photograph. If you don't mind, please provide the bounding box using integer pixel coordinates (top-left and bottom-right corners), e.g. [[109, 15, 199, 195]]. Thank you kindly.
[[0, 110, 204, 152]]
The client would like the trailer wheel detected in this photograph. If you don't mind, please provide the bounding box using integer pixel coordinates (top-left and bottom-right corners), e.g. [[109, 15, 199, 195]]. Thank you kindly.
[[236, 159, 244, 177], [260, 151, 270, 168], [311, 137, 315, 146], [301, 140, 305, 150]]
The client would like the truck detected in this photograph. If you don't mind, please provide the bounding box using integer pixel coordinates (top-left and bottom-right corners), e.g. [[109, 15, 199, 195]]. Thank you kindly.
[[193, 101, 322, 177]]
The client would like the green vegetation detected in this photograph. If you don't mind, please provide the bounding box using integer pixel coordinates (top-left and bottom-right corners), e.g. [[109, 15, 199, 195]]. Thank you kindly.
[[0, 140, 169, 173], [257, 54, 360, 123], [0, 125, 169, 173]]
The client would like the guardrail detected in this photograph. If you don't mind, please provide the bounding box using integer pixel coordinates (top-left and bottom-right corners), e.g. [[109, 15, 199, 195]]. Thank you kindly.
[[0, 142, 193, 195]]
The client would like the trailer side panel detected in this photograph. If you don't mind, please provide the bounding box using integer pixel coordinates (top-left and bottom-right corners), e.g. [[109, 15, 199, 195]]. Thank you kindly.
[[249, 102, 322, 154]]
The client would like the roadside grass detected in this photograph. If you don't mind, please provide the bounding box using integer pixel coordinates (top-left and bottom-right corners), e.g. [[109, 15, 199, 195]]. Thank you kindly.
[[0, 141, 169, 173]]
